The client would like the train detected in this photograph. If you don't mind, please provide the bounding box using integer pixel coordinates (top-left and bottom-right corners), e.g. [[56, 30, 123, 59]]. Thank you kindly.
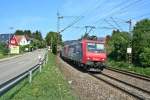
[[60, 39, 107, 71]]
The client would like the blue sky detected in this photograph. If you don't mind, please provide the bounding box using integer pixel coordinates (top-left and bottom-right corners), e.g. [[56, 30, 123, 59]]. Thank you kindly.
[[0, 0, 150, 40]]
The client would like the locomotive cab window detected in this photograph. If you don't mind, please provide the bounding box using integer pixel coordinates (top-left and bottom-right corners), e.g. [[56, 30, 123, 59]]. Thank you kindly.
[[87, 42, 105, 53]]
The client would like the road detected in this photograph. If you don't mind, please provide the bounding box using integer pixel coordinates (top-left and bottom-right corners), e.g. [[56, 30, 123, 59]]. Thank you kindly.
[[0, 49, 46, 85]]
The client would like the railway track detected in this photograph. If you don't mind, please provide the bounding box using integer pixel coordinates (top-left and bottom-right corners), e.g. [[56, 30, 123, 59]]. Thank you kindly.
[[88, 67, 150, 100], [60, 56, 150, 99], [106, 67, 150, 81], [89, 73, 150, 100]]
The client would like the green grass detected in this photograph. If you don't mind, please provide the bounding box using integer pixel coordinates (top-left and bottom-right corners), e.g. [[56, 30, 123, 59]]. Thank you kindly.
[[0, 52, 18, 59], [0, 52, 5, 59], [0, 53, 76, 100], [107, 59, 150, 76]]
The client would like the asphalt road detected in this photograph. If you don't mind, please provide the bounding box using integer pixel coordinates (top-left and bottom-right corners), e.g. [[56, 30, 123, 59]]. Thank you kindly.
[[0, 49, 47, 85]]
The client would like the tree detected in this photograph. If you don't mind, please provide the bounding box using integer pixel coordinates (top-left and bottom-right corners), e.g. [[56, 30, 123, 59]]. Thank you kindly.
[[32, 30, 43, 41], [139, 48, 150, 67], [24, 30, 32, 37], [132, 19, 150, 66], [14, 30, 32, 37], [0, 43, 8, 55], [45, 31, 62, 54], [14, 30, 24, 35], [107, 30, 130, 61]]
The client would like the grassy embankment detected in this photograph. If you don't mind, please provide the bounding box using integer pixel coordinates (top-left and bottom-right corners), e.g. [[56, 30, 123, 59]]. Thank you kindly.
[[0, 53, 76, 100], [107, 59, 150, 76]]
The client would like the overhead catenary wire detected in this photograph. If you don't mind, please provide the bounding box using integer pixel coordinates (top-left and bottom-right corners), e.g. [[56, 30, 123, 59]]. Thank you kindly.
[[57, 0, 105, 35], [117, 0, 148, 16], [92, 0, 142, 25], [91, 0, 128, 24], [60, 0, 149, 40], [109, 0, 142, 16], [110, 17, 124, 31], [103, 19, 118, 30], [59, 16, 83, 33]]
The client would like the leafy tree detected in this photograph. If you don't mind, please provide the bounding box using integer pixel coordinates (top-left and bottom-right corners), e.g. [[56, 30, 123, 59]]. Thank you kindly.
[[133, 19, 150, 66], [32, 30, 43, 41], [0, 43, 8, 55], [14, 30, 24, 35], [24, 30, 32, 37], [139, 48, 150, 67], [14, 30, 32, 37], [107, 30, 130, 61], [105, 35, 111, 54], [45, 31, 62, 54]]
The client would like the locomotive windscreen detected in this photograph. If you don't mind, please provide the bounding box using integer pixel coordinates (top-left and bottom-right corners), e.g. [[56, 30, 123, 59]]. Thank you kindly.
[[87, 43, 105, 53]]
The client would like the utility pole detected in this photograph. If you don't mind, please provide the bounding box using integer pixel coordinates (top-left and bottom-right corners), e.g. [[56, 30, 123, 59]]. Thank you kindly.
[[57, 11, 63, 34], [126, 19, 132, 65], [57, 11, 59, 34], [56, 11, 63, 53]]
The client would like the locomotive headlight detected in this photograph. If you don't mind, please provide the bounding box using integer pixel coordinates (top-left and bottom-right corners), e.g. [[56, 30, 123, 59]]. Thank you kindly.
[[102, 58, 105, 61], [87, 57, 90, 60]]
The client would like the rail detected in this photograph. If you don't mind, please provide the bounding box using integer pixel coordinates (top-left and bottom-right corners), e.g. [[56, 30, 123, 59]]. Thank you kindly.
[[89, 73, 145, 100], [106, 67, 150, 81], [0, 52, 48, 96]]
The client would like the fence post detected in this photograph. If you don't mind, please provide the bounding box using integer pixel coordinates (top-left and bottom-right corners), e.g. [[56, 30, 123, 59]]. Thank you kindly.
[[29, 71, 32, 83]]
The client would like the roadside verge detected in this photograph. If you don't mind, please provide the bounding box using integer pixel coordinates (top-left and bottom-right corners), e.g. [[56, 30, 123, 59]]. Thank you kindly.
[[0, 53, 76, 100]]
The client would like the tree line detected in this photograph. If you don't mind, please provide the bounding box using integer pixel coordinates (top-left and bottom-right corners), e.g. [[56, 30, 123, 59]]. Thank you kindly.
[[107, 19, 150, 67]]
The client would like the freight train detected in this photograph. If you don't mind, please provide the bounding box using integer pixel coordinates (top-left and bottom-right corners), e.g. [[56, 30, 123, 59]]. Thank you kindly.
[[60, 39, 107, 71]]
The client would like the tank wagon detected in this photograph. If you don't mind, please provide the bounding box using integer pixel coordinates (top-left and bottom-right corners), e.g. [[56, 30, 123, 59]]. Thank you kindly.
[[60, 39, 107, 71]]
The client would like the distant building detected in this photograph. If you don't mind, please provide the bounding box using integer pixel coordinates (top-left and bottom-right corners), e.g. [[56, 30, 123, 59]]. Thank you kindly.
[[0, 34, 13, 44], [10, 35, 30, 46]]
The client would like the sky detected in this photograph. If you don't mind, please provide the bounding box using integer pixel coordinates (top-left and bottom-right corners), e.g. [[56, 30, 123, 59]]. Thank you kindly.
[[0, 0, 150, 41]]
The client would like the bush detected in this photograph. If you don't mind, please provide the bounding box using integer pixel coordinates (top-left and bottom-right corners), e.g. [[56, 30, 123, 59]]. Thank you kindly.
[[0, 43, 9, 55], [20, 45, 30, 53], [139, 47, 150, 67]]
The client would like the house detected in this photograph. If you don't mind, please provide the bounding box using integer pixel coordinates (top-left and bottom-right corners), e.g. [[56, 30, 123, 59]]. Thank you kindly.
[[10, 35, 30, 46], [0, 34, 13, 44], [8, 35, 31, 54]]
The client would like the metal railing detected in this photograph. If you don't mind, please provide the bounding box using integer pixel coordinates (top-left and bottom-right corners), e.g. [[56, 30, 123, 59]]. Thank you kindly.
[[0, 52, 48, 96]]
